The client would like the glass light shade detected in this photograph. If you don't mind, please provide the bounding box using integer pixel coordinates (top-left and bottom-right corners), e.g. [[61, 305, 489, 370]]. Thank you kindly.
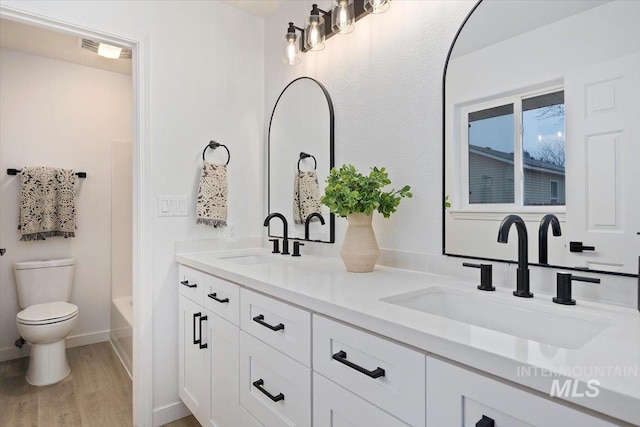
[[283, 33, 301, 65], [332, 0, 355, 35], [364, 0, 390, 14], [305, 14, 326, 51], [97, 43, 122, 59]]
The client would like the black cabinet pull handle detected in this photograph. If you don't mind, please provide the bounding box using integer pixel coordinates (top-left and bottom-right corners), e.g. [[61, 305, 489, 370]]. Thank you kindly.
[[193, 312, 201, 345], [331, 350, 385, 379], [570, 241, 595, 253], [181, 280, 197, 288], [252, 379, 284, 402], [208, 293, 229, 303], [252, 314, 285, 331], [476, 415, 495, 427], [198, 315, 208, 349]]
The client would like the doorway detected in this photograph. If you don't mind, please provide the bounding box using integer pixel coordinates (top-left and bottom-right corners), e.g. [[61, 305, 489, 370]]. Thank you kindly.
[[0, 5, 152, 425]]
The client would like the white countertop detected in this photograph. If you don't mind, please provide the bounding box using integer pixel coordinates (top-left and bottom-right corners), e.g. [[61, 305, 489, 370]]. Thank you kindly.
[[175, 248, 640, 425]]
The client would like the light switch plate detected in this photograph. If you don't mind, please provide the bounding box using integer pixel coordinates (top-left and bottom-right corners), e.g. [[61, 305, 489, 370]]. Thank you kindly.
[[158, 196, 188, 217]]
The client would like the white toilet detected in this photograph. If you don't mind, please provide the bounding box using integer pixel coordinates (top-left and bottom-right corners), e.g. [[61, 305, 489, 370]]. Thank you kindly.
[[14, 258, 79, 386]]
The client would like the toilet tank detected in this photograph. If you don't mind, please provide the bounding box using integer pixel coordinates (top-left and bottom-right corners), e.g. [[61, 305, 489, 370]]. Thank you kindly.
[[14, 259, 75, 309]]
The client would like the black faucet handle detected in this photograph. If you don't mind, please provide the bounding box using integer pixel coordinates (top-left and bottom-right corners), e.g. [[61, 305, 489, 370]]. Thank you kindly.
[[269, 238, 280, 254], [463, 262, 495, 291], [292, 241, 304, 257], [553, 272, 600, 305], [569, 241, 595, 252], [281, 238, 290, 255]]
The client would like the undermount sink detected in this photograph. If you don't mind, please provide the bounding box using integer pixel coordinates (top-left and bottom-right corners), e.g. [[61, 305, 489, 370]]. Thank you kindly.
[[218, 255, 275, 265], [381, 287, 610, 349]]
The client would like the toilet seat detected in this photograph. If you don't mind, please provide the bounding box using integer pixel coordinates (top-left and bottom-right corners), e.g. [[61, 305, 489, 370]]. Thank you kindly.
[[17, 302, 78, 326]]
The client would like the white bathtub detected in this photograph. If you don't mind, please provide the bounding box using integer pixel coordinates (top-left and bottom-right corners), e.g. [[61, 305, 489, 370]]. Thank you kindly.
[[111, 296, 133, 377]]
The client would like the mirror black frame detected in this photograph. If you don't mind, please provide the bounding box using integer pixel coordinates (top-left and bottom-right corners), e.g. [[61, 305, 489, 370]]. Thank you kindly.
[[441, 0, 637, 278], [268, 76, 335, 243]]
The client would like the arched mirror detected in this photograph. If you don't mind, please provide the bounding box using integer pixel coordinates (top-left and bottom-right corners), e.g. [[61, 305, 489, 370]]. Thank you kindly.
[[268, 77, 335, 242], [443, 0, 640, 275]]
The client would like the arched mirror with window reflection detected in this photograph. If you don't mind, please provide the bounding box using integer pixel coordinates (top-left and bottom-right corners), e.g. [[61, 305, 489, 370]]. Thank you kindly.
[[268, 77, 335, 242], [443, 0, 640, 275]]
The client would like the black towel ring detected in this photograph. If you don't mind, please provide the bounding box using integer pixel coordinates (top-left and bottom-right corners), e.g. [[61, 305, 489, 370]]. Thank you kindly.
[[298, 152, 317, 171], [202, 140, 230, 165]]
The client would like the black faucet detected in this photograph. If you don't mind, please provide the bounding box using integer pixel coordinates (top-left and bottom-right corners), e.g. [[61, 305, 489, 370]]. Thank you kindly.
[[497, 214, 533, 298], [538, 214, 561, 265], [304, 213, 325, 240], [264, 213, 290, 255]]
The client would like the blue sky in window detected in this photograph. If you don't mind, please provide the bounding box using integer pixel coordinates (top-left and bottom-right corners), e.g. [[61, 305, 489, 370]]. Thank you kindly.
[[469, 107, 565, 160]]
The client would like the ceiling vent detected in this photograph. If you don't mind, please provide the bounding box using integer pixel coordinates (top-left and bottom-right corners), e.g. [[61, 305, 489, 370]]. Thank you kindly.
[[80, 38, 132, 59]]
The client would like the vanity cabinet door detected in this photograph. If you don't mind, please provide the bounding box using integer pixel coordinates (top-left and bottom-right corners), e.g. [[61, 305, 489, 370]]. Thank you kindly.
[[239, 331, 311, 427], [204, 309, 238, 427], [240, 288, 311, 366], [426, 357, 617, 427], [313, 373, 409, 427], [313, 315, 426, 427], [178, 265, 204, 305], [178, 295, 210, 424]]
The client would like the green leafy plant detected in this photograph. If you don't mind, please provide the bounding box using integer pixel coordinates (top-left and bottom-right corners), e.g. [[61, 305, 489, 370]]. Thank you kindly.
[[321, 164, 412, 218], [444, 195, 451, 209]]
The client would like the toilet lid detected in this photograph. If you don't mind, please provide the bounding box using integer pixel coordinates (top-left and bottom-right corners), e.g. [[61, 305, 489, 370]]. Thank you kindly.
[[17, 302, 78, 325]]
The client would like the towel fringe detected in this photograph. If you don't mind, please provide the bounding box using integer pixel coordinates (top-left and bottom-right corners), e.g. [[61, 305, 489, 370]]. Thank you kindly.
[[196, 218, 227, 228], [19, 231, 75, 241]]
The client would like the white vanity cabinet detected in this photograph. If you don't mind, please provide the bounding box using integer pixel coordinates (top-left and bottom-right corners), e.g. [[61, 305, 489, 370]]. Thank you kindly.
[[426, 357, 617, 427], [239, 289, 312, 427], [178, 294, 210, 423], [312, 315, 426, 427], [313, 373, 410, 427], [178, 265, 261, 427]]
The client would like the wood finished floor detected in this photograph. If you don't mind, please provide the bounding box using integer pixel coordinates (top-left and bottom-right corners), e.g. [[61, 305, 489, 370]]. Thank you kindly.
[[0, 342, 132, 427], [0, 342, 200, 427]]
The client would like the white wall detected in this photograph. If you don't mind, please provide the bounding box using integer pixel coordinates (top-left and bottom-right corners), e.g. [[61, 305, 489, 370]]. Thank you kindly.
[[1, 0, 265, 417], [265, 0, 475, 253], [0, 48, 132, 359]]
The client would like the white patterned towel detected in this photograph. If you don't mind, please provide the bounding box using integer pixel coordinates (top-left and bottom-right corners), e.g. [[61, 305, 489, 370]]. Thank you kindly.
[[19, 166, 77, 241], [293, 170, 322, 224], [196, 161, 228, 228]]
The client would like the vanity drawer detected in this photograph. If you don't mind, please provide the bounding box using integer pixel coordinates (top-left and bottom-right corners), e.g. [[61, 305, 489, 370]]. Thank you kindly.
[[312, 315, 426, 427], [178, 265, 203, 305], [313, 373, 409, 427], [239, 331, 311, 427], [426, 357, 617, 426], [240, 289, 311, 367], [202, 274, 240, 326]]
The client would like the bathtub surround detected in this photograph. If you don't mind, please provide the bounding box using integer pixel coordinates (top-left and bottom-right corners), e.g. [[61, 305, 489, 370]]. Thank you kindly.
[[0, 48, 132, 362]]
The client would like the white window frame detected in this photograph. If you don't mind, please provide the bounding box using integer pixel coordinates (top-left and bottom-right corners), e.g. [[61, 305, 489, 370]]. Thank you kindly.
[[457, 84, 565, 215]]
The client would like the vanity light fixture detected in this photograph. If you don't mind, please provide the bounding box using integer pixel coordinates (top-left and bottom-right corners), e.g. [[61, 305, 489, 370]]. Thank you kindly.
[[305, 4, 329, 51], [364, 0, 390, 14], [332, 0, 355, 34], [284, 0, 391, 66], [283, 22, 304, 65]]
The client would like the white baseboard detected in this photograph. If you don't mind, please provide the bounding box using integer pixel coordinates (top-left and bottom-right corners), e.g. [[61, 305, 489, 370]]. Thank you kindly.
[[0, 330, 110, 362], [152, 401, 191, 427]]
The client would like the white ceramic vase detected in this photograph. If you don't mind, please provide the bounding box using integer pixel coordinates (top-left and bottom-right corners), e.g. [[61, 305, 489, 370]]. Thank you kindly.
[[340, 213, 380, 273]]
